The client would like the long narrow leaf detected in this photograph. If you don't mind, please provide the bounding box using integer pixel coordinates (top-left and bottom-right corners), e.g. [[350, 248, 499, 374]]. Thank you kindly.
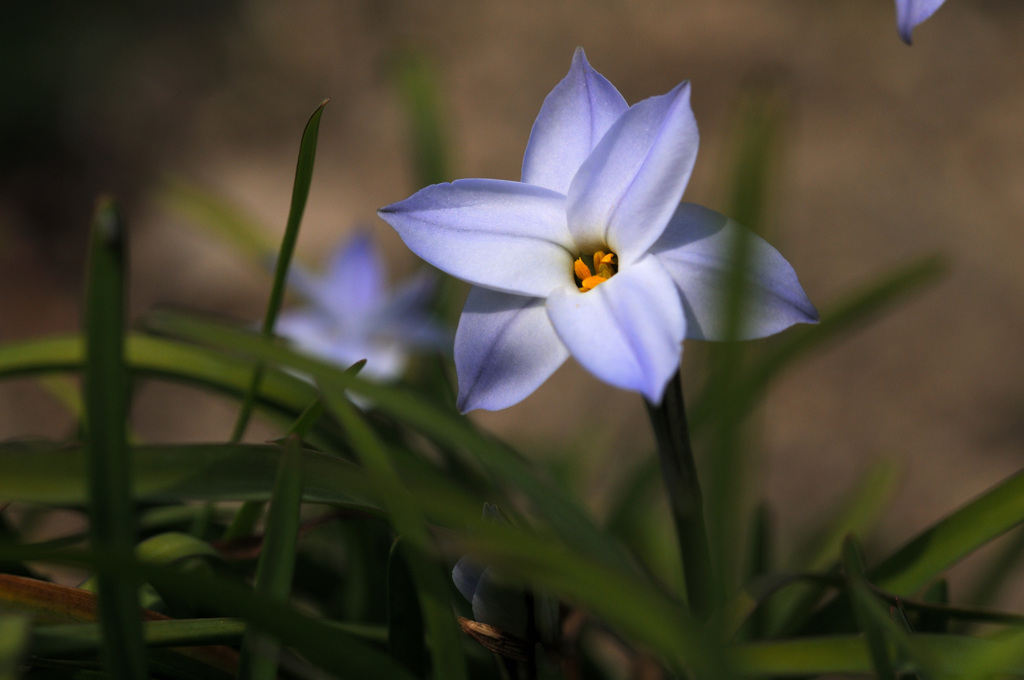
[[0, 334, 331, 443], [138, 313, 739, 672], [83, 197, 146, 679], [0, 550, 416, 680], [689, 255, 946, 434], [771, 458, 900, 634], [323, 386, 467, 680], [0, 574, 238, 674], [232, 99, 328, 442], [160, 178, 280, 265], [965, 525, 1024, 609], [462, 525, 725, 677], [138, 561, 416, 680], [703, 83, 788, 594], [145, 311, 636, 574], [849, 589, 941, 680], [956, 626, 1024, 680], [2, 521, 720, 677], [742, 504, 773, 639], [393, 52, 450, 188], [239, 436, 304, 680], [78, 531, 223, 612], [871, 468, 1024, 594], [0, 441, 379, 511], [32, 618, 244, 656], [0, 616, 30, 680], [844, 537, 896, 680], [387, 539, 427, 676], [732, 634, 1024, 676]]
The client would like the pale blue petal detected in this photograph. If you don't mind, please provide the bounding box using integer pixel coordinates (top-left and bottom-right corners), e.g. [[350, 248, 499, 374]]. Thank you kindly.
[[319, 232, 386, 321], [896, 0, 946, 43], [383, 318, 451, 353], [377, 271, 451, 351], [452, 555, 483, 603], [276, 311, 408, 381], [276, 233, 448, 383], [521, 48, 628, 194], [378, 179, 574, 297], [546, 257, 685, 404], [650, 203, 818, 341], [566, 82, 699, 264], [286, 234, 384, 329], [275, 312, 329, 354], [455, 287, 569, 412], [345, 343, 408, 382], [470, 568, 529, 637]]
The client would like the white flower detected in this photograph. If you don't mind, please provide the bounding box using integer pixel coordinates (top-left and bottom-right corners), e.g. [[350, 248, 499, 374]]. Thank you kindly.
[[276, 233, 448, 382], [379, 49, 816, 412]]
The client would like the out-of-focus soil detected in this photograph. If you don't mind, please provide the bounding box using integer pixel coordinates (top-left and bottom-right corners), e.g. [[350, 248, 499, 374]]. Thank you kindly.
[[3, 0, 1024, 599]]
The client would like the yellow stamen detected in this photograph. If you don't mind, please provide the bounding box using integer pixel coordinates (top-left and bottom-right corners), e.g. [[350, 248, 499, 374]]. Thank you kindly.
[[573, 249, 618, 292], [574, 257, 593, 281]]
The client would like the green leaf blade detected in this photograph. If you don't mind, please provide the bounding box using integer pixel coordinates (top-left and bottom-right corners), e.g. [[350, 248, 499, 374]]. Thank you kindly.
[[239, 436, 305, 680], [83, 197, 147, 679], [871, 469, 1024, 595], [0, 616, 30, 680], [231, 98, 329, 443], [387, 539, 427, 677], [0, 441, 380, 512], [322, 387, 467, 680]]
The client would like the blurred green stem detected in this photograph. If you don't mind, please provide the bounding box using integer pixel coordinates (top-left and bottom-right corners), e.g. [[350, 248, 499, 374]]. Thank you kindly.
[[84, 197, 147, 678], [646, 371, 716, 619]]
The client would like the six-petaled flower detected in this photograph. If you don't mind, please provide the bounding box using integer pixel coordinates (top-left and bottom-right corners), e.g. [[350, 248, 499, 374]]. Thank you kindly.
[[379, 48, 817, 412], [276, 232, 449, 383]]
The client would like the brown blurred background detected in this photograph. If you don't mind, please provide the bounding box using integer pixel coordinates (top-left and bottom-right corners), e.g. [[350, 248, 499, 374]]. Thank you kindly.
[[3, 0, 1024, 593]]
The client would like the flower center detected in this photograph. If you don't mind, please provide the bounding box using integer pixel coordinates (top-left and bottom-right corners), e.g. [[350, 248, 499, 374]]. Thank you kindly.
[[573, 250, 618, 292]]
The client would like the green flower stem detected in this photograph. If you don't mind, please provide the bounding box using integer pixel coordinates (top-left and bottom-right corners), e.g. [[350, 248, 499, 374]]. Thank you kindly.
[[645, 370, 716, 619]]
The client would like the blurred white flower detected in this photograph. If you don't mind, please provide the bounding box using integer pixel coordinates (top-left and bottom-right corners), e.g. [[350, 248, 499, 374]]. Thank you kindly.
[[276, 232, 449, 382]]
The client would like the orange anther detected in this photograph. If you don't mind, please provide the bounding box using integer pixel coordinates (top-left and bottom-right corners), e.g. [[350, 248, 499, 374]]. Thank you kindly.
[[574, 258, 592, 281], [574, 249, 618, 292]]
